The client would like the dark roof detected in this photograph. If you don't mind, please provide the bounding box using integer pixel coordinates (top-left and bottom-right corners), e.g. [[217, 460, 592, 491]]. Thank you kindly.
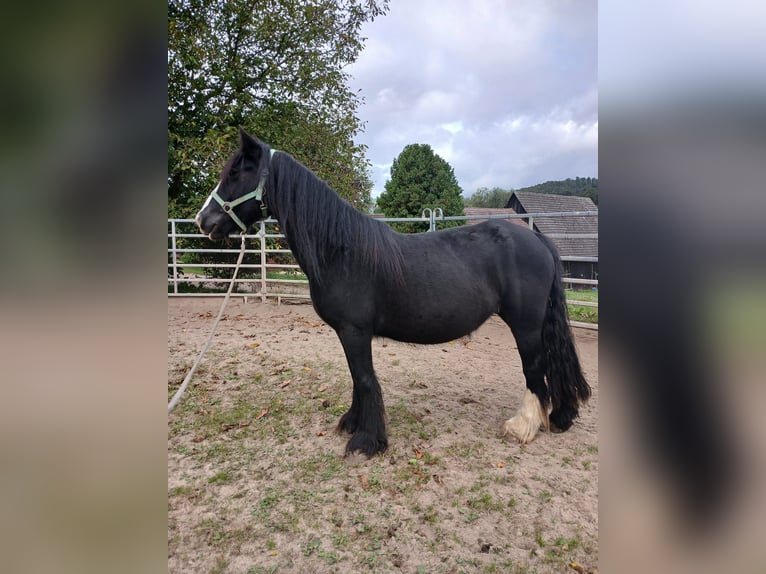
[[506, 192, 598, 258]]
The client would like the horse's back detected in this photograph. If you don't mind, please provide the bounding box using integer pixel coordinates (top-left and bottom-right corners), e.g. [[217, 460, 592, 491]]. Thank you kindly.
[[395, 219, 553, 276], [362, 220, 555, 343]]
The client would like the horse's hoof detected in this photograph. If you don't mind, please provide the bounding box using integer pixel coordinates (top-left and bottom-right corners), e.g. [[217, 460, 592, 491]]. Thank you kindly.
[[345, 431, 387, 458], [501, 416, 540, 444], [549, 408, 575, 433], [343, 451, 370, 465], [501, 389, 546, 443]]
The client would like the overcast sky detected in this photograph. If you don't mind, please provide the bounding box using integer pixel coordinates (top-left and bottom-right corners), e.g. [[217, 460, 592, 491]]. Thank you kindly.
[[347, 0, 597, 199]]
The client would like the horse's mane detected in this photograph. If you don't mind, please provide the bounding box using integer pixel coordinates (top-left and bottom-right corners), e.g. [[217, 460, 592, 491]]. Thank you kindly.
[[268, 152, 405, 286]]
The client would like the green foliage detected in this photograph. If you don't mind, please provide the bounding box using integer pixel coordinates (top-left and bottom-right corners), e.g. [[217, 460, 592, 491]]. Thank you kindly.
[[168, 0, 390, 218], [464, 187, 513, 208], [377, 144, 465, 232], [465, 178, 598, 209]]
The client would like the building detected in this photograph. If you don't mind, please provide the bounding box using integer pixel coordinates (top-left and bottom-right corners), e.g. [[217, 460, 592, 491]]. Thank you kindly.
[[505, 192, 598, 285]]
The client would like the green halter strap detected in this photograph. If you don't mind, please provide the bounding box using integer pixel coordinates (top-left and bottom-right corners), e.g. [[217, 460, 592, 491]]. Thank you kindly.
[[212, 148, 277, 231]]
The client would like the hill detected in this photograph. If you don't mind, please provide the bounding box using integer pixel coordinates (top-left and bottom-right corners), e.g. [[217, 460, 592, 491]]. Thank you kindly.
[[465, 177, 598, 208], [514, 177, 598, 205]]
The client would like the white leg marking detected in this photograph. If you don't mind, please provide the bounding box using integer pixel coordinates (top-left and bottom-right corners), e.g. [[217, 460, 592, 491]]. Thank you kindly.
[[502, 389, 548, 444]]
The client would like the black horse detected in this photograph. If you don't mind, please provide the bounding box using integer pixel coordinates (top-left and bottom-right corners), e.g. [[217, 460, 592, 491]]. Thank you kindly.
[[196, 129, 591, 457]]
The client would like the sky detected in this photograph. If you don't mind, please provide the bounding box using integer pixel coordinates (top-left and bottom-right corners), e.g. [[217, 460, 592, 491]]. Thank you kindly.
[[347, 0, 597, 199]]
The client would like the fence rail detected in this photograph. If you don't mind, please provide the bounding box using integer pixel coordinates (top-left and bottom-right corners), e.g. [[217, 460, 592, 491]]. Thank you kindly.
[[168, 211, 598, 329]]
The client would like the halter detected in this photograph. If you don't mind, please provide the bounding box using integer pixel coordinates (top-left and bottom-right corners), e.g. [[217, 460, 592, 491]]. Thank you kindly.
[[211, 148, 277, 232]]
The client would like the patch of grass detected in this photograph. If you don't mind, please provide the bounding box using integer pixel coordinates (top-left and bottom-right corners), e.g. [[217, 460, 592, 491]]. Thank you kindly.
[[201, 442, 236, 464], [421, 451, 441, 466], [566, 289, 599, 323], [253, 487, 281, 522], [168, 282, 228, 294], [445, 440, 483, 459], [467, 492, 504, 512], [332, 532, 350, 549], [293, 451, 345, 482], [388, 401, 437, 441], [352, 513, 373, 536], [169, 485, 196, 497], [210, 556, 228, 574], [301, 537, 321, 556], [552, 536, 581, 550], [195, 518, 254, 554], [266, 270, 307, 281], [483, 559, 519, 573], [457, 507, 481, 524], [455, 556, 481, 569], [421, 505, 439, 524], [208, 470, 235, 485], [535, 532, 546, 548], [364, 464, 384, 494], [543, 534, 585, 569]]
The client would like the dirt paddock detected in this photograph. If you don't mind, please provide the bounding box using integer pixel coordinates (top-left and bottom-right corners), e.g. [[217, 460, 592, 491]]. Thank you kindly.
[[168, 297, 598, 573]]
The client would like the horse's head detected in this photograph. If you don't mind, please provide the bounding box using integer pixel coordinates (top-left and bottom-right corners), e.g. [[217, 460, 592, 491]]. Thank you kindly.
[[195, 128, 273, 240]]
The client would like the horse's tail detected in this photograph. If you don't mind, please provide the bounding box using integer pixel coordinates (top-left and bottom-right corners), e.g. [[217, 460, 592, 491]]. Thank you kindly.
[[537, 232, 592, 431]]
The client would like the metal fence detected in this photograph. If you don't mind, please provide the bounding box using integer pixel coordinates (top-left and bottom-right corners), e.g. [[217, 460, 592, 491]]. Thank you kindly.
[[168, 210, 598, 329]]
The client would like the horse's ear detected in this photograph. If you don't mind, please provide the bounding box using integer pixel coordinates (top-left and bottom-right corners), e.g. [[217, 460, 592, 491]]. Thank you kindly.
[[238, 127, 261, 156]]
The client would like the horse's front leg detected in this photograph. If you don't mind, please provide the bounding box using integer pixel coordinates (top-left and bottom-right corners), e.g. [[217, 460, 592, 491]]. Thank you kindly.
[[335, 326, 387, 457]]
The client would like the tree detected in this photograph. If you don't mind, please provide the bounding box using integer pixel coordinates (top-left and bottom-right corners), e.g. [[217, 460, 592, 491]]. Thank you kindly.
[[464, 186, 513, 208], [377, 144, 465, 232], [168, 0, 389, 217]]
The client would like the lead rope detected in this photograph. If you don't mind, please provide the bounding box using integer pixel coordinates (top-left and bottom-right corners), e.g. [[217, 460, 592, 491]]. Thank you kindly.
[[168, 232, 248, 413]]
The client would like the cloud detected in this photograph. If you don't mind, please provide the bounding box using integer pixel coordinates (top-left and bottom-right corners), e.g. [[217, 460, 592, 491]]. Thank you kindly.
[[348, 0, 597, 198]]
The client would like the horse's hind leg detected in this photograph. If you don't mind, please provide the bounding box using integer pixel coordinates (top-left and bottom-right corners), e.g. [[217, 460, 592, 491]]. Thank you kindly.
[[335, 326, 387, 457], [499, 308, 550, 444]]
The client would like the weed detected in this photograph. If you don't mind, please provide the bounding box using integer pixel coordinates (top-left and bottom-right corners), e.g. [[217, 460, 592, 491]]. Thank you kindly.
[[543, 535, 584, 569], [210, 556, 228, 574], [458, 507, 480, 524], [208, 470, 235, 485], [388, 402, 436, 441], [422, 505, 439, 524], [293, 452, 345, 482], [301, 537, 321, 556], [467, 492, 503, 512], [168, 485, 195, 497], [333, 532, 350, 549], [253, 488, 280, 521]]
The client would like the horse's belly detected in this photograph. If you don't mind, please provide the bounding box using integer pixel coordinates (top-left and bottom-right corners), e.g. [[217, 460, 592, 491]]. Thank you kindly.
[[375, 303, 494, 344]]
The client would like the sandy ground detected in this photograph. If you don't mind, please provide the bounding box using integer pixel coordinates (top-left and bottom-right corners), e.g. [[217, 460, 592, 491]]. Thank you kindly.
[[168, 297, 598, 573]]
